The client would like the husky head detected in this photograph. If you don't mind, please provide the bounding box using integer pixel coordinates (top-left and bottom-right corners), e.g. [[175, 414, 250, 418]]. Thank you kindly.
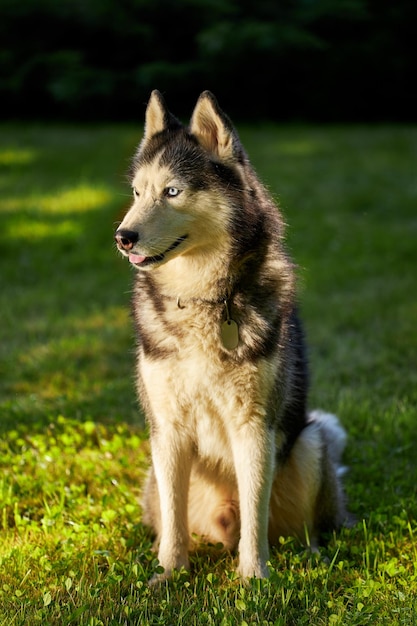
[[115, 90, 250, 270]]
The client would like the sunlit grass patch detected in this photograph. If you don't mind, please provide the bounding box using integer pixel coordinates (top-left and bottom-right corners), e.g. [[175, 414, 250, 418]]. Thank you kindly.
[[5, 217, 82, 241], [3, 185, 112, 215], [38, 185, 113, 213], [0, 148, 38, 166], [3, 184, 114, 246], [0, 417, 153, 623], [0, 416, 148, 547]]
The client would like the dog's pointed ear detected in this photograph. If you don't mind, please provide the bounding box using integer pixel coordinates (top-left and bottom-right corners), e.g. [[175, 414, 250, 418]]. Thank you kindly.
[[143, 90, 182, 143], [190, 91, 239, 162]]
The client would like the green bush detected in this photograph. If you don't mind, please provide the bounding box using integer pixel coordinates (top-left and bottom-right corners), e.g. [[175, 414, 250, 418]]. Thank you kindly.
[[0, 0, 415, 121]]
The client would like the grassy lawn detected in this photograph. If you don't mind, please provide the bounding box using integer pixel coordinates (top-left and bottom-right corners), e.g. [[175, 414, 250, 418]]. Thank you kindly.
[[0, 121, 416, 624]]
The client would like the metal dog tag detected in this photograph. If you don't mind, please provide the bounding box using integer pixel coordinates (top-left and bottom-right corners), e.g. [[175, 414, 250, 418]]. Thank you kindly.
[[221, 300, 239, 350], [221, 319, 239, 350]]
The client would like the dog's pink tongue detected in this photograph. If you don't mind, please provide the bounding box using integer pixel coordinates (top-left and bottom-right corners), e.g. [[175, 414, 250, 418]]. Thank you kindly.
[[129, 253, 147, 264]]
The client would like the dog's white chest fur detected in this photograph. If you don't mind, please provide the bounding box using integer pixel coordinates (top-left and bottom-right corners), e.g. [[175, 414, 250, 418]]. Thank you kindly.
[[140, 333, 253, 476]]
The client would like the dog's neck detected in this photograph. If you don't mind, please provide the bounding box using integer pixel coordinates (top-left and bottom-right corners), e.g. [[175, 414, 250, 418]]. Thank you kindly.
[[150, 249, 236, 304], [144, 280, 239, 353]]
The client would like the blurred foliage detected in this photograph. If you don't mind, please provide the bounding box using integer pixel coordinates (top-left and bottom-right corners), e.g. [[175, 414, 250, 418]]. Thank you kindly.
[[0, 0, 415, 121]]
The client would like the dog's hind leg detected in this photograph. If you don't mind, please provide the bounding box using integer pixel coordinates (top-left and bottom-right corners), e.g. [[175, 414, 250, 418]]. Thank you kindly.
[[268, 423, 323, 547], [268, 416, 347, 547]]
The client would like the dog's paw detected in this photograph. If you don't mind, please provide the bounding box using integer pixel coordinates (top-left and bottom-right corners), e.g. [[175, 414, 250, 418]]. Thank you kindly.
[[237, 558, 270, 580], [148, 570, 169, 587], [148, 564, 191, 587], [146, 559, 168, 587], [148, 554, 190, 587]]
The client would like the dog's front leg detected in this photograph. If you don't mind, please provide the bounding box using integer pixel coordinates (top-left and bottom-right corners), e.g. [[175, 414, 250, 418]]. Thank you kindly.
[[150, 428, 192, 583], [232, 422, 275, 579]]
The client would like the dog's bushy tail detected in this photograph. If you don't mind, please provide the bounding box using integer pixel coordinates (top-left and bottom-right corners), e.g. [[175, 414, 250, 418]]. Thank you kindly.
[[308, 409, 348, 477], [307, 409, 355, 531]]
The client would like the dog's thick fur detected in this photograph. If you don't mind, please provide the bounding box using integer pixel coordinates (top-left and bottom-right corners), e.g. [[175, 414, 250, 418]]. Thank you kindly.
[[115, 90, 349, 581]]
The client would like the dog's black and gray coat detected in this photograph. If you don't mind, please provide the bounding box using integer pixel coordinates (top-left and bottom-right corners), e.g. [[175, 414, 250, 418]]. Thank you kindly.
[[115, 90, 349, 582]]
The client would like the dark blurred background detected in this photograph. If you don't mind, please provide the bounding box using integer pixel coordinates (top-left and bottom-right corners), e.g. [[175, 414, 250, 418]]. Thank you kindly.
[[1, 0, 415, 123]]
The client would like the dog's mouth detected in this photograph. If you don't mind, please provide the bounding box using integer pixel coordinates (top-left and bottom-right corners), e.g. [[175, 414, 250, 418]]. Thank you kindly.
[[128, 235, 188, 268]]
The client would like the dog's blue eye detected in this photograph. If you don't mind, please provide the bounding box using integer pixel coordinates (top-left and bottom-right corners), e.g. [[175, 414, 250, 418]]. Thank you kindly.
[[165, 187, 181, 198]]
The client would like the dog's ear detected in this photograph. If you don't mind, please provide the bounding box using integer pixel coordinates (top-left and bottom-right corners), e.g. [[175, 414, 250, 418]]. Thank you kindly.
[[143, 90, 182, 142], [190, 91, 240, 162]]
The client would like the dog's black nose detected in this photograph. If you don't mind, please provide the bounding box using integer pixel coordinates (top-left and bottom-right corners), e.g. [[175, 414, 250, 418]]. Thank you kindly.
[[115, 229, 139, 251]]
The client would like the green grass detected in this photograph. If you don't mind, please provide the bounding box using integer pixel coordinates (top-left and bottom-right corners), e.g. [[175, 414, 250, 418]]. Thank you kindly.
[[0, 121, 416, 625]]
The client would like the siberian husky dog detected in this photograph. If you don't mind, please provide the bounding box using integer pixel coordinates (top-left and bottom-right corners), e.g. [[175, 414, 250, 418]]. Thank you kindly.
[[115, 90, 349, 581]]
